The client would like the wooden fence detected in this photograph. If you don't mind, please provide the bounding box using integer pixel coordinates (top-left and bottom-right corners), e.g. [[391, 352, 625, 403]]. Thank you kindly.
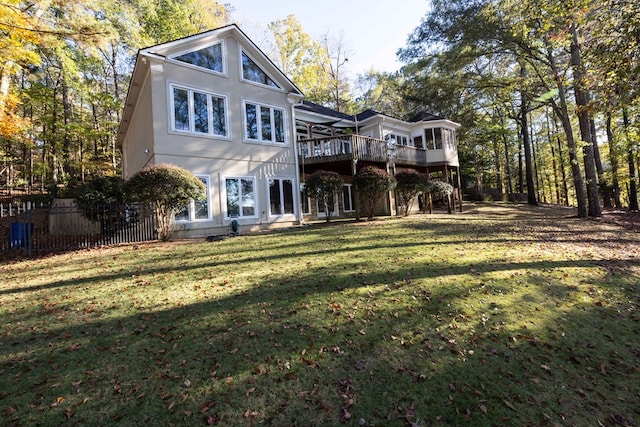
[[0, 200, 157, 260]]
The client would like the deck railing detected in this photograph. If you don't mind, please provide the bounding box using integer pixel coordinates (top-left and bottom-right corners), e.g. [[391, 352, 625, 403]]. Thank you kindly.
[[298, 135, 435, 166]]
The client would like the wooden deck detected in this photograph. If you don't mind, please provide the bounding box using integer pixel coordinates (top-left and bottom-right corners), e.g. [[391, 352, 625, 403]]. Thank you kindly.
[[298, 135, 439, 168]]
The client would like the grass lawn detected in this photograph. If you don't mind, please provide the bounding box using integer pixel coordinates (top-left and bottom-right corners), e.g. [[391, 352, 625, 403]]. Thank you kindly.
[[1, 202, 639, 426]]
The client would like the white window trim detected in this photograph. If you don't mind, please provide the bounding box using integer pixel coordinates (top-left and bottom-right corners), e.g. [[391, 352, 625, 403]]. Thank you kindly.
[[242, 99, 287, 145], [167, 40, 227, 77], [342, 184, 355, 212], [175, 174, 211, 222], [168, 82, 230, 139], [238, 48, 284, 91], [222, 176, 259, 220], [300, 184, 311, 215], [317, 193, 340, 219], [267, 177, 297, 218]]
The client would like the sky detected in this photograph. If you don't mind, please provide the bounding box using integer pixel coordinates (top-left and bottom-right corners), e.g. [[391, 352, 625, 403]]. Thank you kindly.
[[227, 0, 431, 77]]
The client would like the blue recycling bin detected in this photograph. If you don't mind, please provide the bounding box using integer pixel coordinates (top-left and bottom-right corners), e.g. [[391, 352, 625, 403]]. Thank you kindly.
[[10, 222, 33, 249]]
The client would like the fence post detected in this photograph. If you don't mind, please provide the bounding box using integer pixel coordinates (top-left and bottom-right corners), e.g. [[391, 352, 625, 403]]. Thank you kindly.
[[27, 208, 32, 257]]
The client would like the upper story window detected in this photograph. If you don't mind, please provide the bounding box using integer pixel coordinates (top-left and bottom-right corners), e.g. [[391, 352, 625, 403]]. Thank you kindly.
[[425, 128, 443, 149], [241, 51, 280, 88], [171, 84, 228, 137], [172, 43, 224, 73], [443, 128, 457, 150], [424, 128, 457, 150], [385, 133, 409, 146], [244, 101, 285, 144]]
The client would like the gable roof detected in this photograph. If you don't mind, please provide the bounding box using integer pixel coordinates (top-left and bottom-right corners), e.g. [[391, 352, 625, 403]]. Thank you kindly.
[[116, 24, 303, 148]]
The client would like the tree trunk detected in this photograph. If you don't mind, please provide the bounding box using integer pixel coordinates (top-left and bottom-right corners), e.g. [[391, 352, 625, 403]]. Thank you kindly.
[[519, 68, 537, 206], [518, 132, 524, 194], [605, 113, 623, 209], [552, 116, 570, 206], [501, 115, 513, 194], [591, 118, 611, 208], [546, 41, 587, 217], [547, 111, 561, 204], [61, 73, 72, 180], [493, 139, 503, 194], [623, 110, 639, 210], [530, 115, 543, 202], [570, 23, 601, 217]]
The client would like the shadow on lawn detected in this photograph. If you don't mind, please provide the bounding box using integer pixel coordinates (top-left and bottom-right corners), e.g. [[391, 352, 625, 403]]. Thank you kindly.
[[2, 253, 639, 425], [2, 203, 639, 425]]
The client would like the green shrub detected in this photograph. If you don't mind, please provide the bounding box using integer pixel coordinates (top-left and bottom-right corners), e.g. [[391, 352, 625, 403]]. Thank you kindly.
[[124, 164, 205, 241], [304, 170, 344, 222], [395, 170, 429, 216], [354, 166, 396, 220]]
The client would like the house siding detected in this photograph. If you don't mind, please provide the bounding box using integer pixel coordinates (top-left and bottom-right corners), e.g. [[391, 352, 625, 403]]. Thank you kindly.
[[122, 66, 154, 180], [120, 28, 301, 238]]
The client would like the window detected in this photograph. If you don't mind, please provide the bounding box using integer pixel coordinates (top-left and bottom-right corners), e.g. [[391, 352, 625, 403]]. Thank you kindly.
[[268, 178, 295, 216], [424, 128, 443, 150], [171, 84, 227, 137], [342, 184, 355, 212], [414, 135, 424, 149], [300, 188, 311, 215], [385, 133, 409, 146], [317, 194, 339, 218], [244, 101, 286, 143], [444, 129, 457, 150], [173, 43, 224, 73], [225, 177, 256, 218], [241, 51, 279, 88], [434, 128, 443, 149], [175, 175, 210, 221]]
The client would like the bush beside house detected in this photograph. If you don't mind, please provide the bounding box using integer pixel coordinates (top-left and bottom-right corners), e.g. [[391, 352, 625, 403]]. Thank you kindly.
[[304, 170, 344, 223], [124, 164, 205, 241], [354, 166, 396, 221]]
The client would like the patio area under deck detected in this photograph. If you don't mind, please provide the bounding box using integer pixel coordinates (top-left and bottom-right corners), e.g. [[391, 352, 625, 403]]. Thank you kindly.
[[298, 134, 463, 213]]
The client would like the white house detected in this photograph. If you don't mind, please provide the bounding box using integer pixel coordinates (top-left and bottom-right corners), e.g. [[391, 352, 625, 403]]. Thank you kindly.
[[117, 24, 304, 238], [117, 24, 462, 237]]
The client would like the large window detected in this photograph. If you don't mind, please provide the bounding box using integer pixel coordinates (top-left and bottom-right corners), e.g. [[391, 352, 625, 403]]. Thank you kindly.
[[175, 175, 210, 222], [443, 128, 457, 150], [225, 177, 256, 218], [342, 184, 355, 212], [173, 43, 224, 73], [171, 84, 227, 137], [268, 178, 295, 216], [244, 101, 285, 143], [241, 51, 279, 88], [424, 128, 443, 150]]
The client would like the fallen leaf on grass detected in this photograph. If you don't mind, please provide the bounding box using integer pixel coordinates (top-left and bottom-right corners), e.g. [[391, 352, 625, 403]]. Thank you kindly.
[[199, 400, 216, 414], [503, 400, 516, 411], [342, 407, 352, 422], [479, 404, 487, 414]]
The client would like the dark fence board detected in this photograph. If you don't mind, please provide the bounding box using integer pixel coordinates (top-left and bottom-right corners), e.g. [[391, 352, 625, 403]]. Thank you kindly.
[[0, 202, 157, 260]]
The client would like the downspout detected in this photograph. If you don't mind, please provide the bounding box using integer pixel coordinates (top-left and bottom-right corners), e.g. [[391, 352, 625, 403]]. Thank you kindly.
[[289, 94, 304, 224]]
